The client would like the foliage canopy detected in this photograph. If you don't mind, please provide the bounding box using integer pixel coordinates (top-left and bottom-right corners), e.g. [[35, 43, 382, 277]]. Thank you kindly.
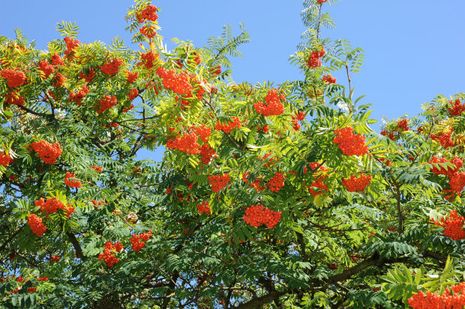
[[2, 0, 465, 308]]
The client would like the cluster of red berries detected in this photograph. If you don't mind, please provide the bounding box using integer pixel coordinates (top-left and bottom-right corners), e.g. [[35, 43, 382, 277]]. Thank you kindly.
[[380, 129, 396, 141], [431, 131, 455, 149], [122, 104, 135, 114], [210, 65, 222, 76], [64, 37, 79, 57], [0, 69, 27, 88], [448, 172, 465, 196], [0, 152, 13, 167], [251, 179, 266, 192], [267, 172, 285, 192], [429, 156, 465, 197], [69, 85, 89, 105], [4, 276, 48, 294], [307, 162, 326, 173], [189, 52, 202, 66], [308, 178, 328, 197], [197, 201, 211, 215], [381, 118, 410, 140], [243, 205, 282, 229], [215, 117, 241, 133], [140, 51, 157, 69], [30, 140, 62, 164], [38, 60, 54, 78], [166, 132, 201, 155], [50, 255, 61, 262], [200, 144, 216, 164], [92, 165, 104, 173], [35, 197, 64, 215], [140, 25, 157, 39], [192, 85, 205, 102], [292, 111, 306, 130], [128, 88, 139, 101], [100, 58, 123, 76], [51, 53, 64, 66], [307, 48, 325, 68], [448, 99, 465, 116], [5, 91, 25, 106], [408, 282, 465, 309], [242, 172, 265, 192], [429, 156, 462, 177], [92, 200, 105, 208], [0, 275, 41, 284], [35, 197, 74, 217], [156, 67, 193, 96], [208, 174, 231, 193], [53, 73, 66, 88], [307, 162, 330, 197], [433, 210, 465, 240], [342, 174, 372, 192], [317, 0, 328, 4], [80, 68, 95, 83], [64, 172, 82, 188], [27, 214, 47, 237], [397, 119, 409, 132], [241, 172, 250, 183], [254, 89, 285, 116], [126, 71, 138, 83], [179, 84, 205, 106], [322, 74, 336, 84], [98, 241, 124, 268], [97, 95, 118, 114], [191, 125, 211, 143], [130, 231, 152, 253], [136, 4, 158, 23], [333, 127, 368, 156]]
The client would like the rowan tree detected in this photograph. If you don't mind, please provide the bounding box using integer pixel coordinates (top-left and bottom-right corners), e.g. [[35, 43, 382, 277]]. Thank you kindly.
[[1, 0, 465, 308]]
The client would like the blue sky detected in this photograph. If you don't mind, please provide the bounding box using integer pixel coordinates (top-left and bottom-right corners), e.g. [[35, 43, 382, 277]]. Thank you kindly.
[[2, 1, 465, 161]]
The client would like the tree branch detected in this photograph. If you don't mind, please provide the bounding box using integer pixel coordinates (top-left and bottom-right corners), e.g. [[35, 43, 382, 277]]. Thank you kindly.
[[67, 232, 85, 260], [17, 104, 53, 118], [237, 291, 285, 309], [236, 254, 411, 309], [0, 227, 23, 253]]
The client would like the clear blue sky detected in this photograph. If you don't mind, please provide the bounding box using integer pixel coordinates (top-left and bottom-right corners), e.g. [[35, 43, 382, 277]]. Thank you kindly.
[[2, 1, 465, 161]]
